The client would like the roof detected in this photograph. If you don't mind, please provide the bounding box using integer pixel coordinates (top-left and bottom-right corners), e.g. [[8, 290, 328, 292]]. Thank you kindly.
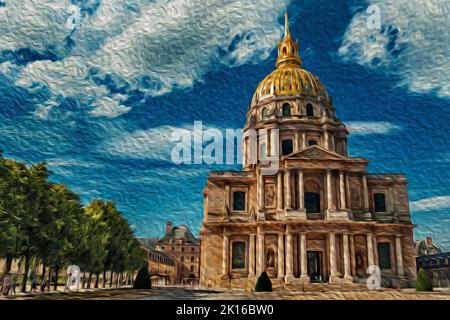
[[415, 239, 443, 256], [158, 225, 199, 245]]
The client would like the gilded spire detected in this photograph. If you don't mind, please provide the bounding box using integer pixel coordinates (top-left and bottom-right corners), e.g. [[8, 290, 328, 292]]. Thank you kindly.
[[276, 12, 302, 68], [284, 12, 291, 39]]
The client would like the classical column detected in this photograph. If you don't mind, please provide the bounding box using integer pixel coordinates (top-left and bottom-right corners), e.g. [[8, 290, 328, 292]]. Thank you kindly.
[[373, 235, 378, 266], [339, 171, 347, 210], [277, 234, 285, 279], [300, 233, 309, 281], [284, 170, 291, 210], [285, 232, 294, 281], [257, 170, 265, 212], [256, 230, 264, 276], [324, 129, 329, 149], [362, 175, 369, 211], [243, 138, 247, 166], [294, 132, 300, 151], [277, 172, 283, 212], [395, 235, 404, 277], [367, 233, 374, 267], [224, 185, 230, 217], [326, 170, 333, 211], [350, 235, 356, 277], [343, 234, 352, 280], [248, 234, 255, 277], [222, 233, 229, 277], [329, 233, 338, 282], [302, 132, 307, 149], [298, 170, 305, 211], [270, 129, 278, 157]]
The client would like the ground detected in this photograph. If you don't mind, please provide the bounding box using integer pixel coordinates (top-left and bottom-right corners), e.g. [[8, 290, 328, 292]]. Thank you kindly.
[[1, 287, 450, 300]]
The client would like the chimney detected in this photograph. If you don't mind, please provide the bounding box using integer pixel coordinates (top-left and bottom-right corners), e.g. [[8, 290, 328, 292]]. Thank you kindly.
[[166, 221, 173, 234], [426, 237, 433, 246]]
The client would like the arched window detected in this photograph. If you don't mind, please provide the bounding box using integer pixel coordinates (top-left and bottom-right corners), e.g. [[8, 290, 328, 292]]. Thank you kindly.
[[191, 247, 195, 252], [282, 103, 291, 116], [181, 256, 184, 262], [181, 247, 185, 252], [262, 108, 269, 119], [171, 246, 175, 251], [306, 104, 314, 117], [190, 256, 195, 263], [281, 139, 293, 155], [190, 265, 194, 272]]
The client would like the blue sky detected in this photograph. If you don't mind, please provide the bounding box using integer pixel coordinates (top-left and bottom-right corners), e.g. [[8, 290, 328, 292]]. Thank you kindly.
[[0, 0, 449, 249]]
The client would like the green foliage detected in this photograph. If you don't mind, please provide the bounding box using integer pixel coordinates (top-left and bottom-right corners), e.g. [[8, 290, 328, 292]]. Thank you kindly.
[[255, 271, 272, 292], [416, 268, 433, 292], [0, 151, 145, 292], [133, 264, 151, 289]]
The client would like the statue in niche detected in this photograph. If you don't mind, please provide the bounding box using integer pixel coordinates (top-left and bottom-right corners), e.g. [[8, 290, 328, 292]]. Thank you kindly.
[[266, 248, 275, 268], [265, 184, 275, 208]]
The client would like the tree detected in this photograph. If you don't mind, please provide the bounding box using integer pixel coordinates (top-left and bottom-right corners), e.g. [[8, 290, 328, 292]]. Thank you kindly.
[[416, 268, 433, 292], [133, 264, 151, 289], [255, 271, 272, 292]]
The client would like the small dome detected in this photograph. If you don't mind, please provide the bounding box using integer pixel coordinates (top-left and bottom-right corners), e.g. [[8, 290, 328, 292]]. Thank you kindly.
[[250, 12, 330, 107]]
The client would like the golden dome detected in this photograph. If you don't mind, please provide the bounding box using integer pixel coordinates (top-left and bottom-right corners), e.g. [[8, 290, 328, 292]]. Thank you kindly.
[[251, 13, 330, 106]]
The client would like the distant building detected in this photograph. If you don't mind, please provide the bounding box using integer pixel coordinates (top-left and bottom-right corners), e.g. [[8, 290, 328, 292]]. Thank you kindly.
[[415, 236, 443, 256], [143, 246, 181, 286], [156, 222, 200, 286], [415, 237, 450, 288]]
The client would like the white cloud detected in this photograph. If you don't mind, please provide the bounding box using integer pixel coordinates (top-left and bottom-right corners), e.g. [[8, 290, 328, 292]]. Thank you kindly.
[[89, 94, 132, 118], [0, 0, 72, 54], [411, 196, 450, 212], [102, 122, 239, 162], [347, 121, 401, 135], [339, 0, 450, 98], [3, 0, 288, 117]]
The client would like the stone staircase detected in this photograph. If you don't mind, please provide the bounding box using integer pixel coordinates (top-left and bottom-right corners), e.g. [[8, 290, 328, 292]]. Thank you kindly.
[[279, 280, 369, 292]]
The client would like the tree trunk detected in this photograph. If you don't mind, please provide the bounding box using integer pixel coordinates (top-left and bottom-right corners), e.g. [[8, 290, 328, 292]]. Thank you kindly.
[[47, 267, 52, 292], [109, 270, 113, 287], [94, 272, 99, 288], [20, 255, 31, 293], [87, 272, 92, 289], [102, 269, 107, 288], [119, 273, 123, 287], [82, 272, 86, 289], [40, 264, 47, 292], [3, 255, 12, 273], [53, 266, 59, 291], [115, 273, 119, 287]]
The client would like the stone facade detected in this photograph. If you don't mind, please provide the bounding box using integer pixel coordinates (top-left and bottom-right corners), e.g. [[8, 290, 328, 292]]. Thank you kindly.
[[156, 222, 200, 285], [199, 13, 416, 290], [144, 246, 181, 286]]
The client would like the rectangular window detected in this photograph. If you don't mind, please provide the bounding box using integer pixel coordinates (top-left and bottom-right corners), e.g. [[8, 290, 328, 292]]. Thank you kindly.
[[281, 139, 293, 155], [377, 242, 392, 269], [259, 143, 266, 159], [374, 193, 387, 212], [308, 140, 318, 146], [232, 191, 246, 211], [231, 241, 246, 269]]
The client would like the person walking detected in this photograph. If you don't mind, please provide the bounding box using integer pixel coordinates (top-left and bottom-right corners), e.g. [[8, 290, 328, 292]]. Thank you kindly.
[[10, 273, 18, 295], [1, 273, 12, 296], [30, 273, 38, 293]]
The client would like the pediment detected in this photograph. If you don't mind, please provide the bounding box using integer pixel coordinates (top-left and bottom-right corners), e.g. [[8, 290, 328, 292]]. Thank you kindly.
[[284, 145, 346, 160]]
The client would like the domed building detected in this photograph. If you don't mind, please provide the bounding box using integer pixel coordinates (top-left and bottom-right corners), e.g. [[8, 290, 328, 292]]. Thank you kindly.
[[199, 13, 416, 290]]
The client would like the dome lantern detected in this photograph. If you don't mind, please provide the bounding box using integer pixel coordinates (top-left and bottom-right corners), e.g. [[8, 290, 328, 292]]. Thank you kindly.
[[276, 12, 302, 68]]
